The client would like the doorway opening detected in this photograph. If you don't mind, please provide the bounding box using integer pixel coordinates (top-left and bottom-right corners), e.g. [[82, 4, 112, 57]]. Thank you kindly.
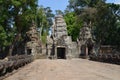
[[57, 47, 66, 59], [80, 45, 86, 56], [27, 49, 32, 55], [88, 45, 93, 55]]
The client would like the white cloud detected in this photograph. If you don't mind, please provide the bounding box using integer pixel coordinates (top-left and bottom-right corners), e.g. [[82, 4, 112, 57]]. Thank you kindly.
[[114, 0, 120, 4], [107, 0, 120, 4]]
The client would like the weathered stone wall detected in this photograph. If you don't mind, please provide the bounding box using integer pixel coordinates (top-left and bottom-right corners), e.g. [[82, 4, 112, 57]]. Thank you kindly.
[[71, 42, 79, 58]]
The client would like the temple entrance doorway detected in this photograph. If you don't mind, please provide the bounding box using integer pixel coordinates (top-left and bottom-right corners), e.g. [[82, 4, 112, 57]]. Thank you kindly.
[[57, 47, 66, 59]]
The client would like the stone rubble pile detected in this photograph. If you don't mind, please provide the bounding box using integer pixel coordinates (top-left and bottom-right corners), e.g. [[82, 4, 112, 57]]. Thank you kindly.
[[0, 55, 33, 78]]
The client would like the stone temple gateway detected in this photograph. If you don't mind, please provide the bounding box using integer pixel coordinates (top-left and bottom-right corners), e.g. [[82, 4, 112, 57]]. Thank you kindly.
[[46, 15, 79, 59]]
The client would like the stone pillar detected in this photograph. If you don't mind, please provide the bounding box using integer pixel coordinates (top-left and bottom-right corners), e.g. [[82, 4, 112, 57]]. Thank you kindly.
[[25, 47, 27, 55], [54, 46, 57, 59], [85, 47, 88, 58]]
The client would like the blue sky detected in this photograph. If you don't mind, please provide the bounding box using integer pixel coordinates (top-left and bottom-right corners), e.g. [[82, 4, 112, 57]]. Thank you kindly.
[[38, 0, 120, 14], [38, 0, 69, 13]]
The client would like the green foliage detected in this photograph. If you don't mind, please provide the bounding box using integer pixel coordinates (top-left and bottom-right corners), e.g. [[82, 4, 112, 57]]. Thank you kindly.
[[67, 0, 120, 46], [93, 3, 120, 45], [36, 6, 54, 40], [0, 0, 55, 55], [44, 7, 54, 31], [0, 26, 7, 46], [55, 10, 64, 15], [64, 12, 82, 41], [0, 0, 38, 55], [41, 33, 47, 44]]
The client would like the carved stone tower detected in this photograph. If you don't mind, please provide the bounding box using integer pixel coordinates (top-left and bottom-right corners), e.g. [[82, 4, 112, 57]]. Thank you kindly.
[[78, 22, 94, 58], [54, 15, 68, 38], [26, 22, 42, 59]]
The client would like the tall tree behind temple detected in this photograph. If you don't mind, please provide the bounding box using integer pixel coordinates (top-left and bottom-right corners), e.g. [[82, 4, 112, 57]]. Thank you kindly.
[[66, 0, 120, 46], [94, 3, 120, 45], [0, 0, 16, 56], [43, 7, 54, 44], [0, 0, 54, 56], [0, 0, 38, 56], [9, 0, 38, 56], [64, 12, 82, 41], [55, 10, 64, 15], [36, 6, 54, 44]]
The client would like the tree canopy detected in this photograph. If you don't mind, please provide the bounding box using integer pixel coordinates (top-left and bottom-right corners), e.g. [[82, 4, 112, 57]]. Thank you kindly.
[[64, 0, 120, 46], [0, 0, 54, 56]]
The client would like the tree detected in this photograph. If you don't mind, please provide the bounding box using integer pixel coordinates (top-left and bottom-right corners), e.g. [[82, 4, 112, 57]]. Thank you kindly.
[[8, 0, 38, 56], [55, 10, 64, 15], [64, 12, 82, 41], [94, 3, 120, 45], [0, 0, 38, 56], [67, 0, 120, 47], [0, 0, 16, 56], [0, 26, 7, 52], [36, 6, 54, 44], [44, 7, 54, 35]]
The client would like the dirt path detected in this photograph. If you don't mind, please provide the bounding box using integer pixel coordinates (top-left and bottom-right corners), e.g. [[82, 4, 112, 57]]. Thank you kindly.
[[4, 59, 120, 80]]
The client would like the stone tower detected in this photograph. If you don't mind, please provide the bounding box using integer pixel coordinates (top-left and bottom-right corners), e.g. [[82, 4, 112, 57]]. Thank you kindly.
[[78, 22, 94, 58], [47, 15, 79, 59], [53, 15, 68, 38], [26, 22, 42, 59]]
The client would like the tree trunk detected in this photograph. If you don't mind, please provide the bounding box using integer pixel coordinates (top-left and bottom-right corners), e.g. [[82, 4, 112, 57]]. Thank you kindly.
[[8, 33, 21, 56], [8, 45, 14, 56], [40, 24, 43, 40]]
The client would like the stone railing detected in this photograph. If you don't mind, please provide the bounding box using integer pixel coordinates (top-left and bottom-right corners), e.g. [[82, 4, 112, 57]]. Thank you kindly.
[[89, 53, 120, 65], [0, 55, 33, 79], [89, 45, 120, 64]]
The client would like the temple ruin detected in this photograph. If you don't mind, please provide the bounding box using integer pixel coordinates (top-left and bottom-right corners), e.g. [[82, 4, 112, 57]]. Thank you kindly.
[[46, 15, 79, 59], [26, 22, 42, 59], [77, 22, 94, 58]]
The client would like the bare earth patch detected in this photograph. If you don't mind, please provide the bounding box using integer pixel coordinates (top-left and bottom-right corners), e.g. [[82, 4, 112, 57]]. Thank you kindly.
[[4, 59, 120, 80]]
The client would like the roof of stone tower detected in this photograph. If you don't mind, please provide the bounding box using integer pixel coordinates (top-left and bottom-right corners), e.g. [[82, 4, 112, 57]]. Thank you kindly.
[[55, 15, 63, 18], [52, 15, 68, 38], [26, 21, 40, 42], [78, 22, 94, 45]]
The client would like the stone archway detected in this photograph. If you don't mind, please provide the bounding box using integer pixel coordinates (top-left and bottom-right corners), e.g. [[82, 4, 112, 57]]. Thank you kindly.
[[87, 45, 93, 55], [80, 45, 87, 56], [86, 38, 94, 55]]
